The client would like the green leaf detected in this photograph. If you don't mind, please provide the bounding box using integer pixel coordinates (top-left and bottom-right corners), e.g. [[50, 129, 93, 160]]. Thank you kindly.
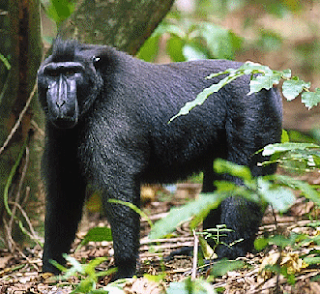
[[149, 193, 226, 239], [200, 23, 242, 59], [275, 175, 320, 206], [281, 129, 290, 143], [198, 236, 216, 259], [258, 178, 296, 212], [182, 44, 207, 61], [209, 260, 245, 277], [254, 237, 269, 251], [282, 78, 310, 101], [249, 71, 282, 94], [257, 29, 283, 51], [169, 71, 241, 122], [109, 199, 153, 228], [85, 257, 108, 275], [214, 159, 252, 181], [240, 62, 273, 74], [91, 290, 112, 294], [166, 35, 186, 62], [282, 69, 292, 79], [303, 256, 320, 265], [81, 227, 113, 246], [138, 35, 160, 62], [301, 88, 320, 109], [262, 142, 319, 156], [167, 278, 217, 294], [46, 0, 75, 26], [266, 235, 293, 248], [161, 24, 186, 38]]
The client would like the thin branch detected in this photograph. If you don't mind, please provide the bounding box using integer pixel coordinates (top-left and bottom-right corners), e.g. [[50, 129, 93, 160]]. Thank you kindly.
[[2, 217, 16, 253], [0, 82, 37, 155], [8, 201, 42, 244], [9, 147, 29, 230]]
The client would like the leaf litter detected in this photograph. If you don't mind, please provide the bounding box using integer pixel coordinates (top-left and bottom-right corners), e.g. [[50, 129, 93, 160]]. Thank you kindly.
[[0, 182, 320, 294]]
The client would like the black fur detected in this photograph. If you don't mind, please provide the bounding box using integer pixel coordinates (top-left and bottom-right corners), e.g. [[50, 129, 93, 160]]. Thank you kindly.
[[37, 39, 282, 279]]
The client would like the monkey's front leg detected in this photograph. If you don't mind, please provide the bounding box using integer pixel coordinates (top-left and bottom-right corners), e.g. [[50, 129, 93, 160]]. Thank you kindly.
[[103, 194, 140, 280]]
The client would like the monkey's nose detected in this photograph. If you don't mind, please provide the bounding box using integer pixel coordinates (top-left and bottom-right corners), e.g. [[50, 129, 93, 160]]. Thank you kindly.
[[56, 99, 66, 108]]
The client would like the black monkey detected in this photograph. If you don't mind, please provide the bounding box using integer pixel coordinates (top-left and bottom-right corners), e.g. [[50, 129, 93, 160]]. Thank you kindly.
[[37, 38, 282, 279]]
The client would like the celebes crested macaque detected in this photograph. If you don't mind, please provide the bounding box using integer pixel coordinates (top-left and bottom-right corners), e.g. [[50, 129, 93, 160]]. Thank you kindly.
[[37, 38, 282, 280]]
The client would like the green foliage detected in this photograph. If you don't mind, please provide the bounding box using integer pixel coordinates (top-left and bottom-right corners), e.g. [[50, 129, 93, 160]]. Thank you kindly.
[[301, 88, 320, 109], [255, 234, 298, 251], [256, 29, 283, 52], [208, 259, 246, 278], [170, 62, 320, 121], [282, 77, 311, 101], [281, 129, 290, 143], [50, 254, 117, 294], [213, 159, 252, 182], [80, 227, 113, 247], [263, 142, 320, 173], [0, 53, 11, 70], [214, 159, 296, 212], [257, 178, 296, 212], [150, 159, 296, 241], [198, 224, 243, 258], [275, 175, 320, 206], [166, 277, 217, 294], [138, 20, 242, 62], [255, 231, 320, 285], [265, 264, 296, 285], [136, 35, 161, 62], [42, 0, 75, 27], [149, 192, 227, 240]]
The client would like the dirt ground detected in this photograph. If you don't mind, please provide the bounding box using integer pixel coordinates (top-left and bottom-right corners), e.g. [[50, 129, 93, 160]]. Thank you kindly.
[[0, 182, 320, 293]]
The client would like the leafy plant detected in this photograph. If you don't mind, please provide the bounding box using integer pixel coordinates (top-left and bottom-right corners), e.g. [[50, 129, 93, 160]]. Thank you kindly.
[[166, 277, 217, 294], [50, 254, 117, 294], [138, 20, 242, 62], [149, 159, 297, 240], [170, 62, 320, 122], [198, 224, 243, 259], [41, 0, 76, 27]]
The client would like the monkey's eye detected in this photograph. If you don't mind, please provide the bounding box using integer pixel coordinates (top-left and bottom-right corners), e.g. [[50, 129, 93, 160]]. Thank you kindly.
[[48, 71, 59, 77], [65, 70, 75, 76]]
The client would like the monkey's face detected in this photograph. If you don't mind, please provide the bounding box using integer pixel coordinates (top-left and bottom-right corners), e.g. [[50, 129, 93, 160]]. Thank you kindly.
[[37, 59, 101, 129]]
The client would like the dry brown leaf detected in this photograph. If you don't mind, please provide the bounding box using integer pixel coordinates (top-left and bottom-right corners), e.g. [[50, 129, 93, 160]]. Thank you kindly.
[[123, 277, 164, 294], [0, 256, 11, 269], [259, 251, 308, 280], [290, 201, 314, 216]]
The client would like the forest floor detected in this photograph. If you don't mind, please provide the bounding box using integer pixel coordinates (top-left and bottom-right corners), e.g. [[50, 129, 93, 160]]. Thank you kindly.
[[0, 179, 320, 294]]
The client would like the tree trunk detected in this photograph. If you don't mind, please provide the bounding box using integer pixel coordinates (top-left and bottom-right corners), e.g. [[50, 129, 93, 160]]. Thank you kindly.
[[0, 0, 42, 246], [59, 0, 175, 54]]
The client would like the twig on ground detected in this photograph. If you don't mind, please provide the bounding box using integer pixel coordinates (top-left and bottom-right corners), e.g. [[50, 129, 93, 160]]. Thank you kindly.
[[191, 230, 198, 280]]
